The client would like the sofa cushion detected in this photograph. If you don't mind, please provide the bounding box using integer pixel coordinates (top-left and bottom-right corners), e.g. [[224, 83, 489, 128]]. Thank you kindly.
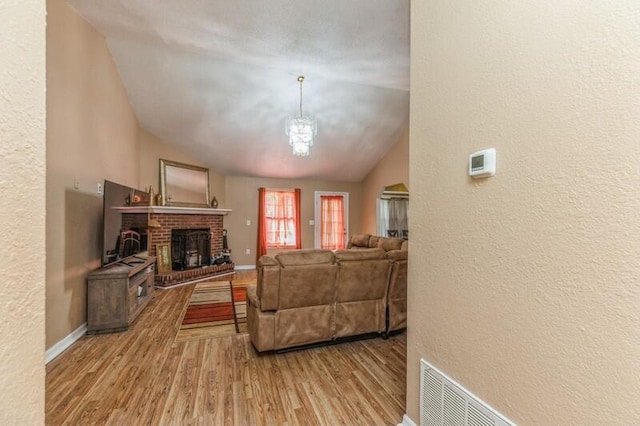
[[275, 249, 335, 266], [334, 247, 388, 262], [348, 233, 371, 248], [334, 248, 390, 302], [279, 264, 338, 309], [334, 247, 390, 337], [377, 237, 404, 252], [368, 235, 380, 248]]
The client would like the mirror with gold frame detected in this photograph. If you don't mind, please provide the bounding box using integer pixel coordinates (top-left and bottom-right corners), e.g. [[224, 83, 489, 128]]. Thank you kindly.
[[159, 159, 210, 207]]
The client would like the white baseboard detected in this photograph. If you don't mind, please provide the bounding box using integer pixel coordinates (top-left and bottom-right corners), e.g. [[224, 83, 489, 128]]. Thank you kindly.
[[45, 322, 87, 364], [398, 414, 416, 426], [234, 264, 256, 270]]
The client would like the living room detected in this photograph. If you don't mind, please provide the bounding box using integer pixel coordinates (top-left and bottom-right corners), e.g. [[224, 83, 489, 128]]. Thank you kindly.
[[4, 0, 640, 425], [45, 0, 410, 424], [45, 0, 409, 351]]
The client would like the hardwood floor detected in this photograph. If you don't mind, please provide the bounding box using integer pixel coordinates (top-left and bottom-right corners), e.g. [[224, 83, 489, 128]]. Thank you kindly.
[[46, 280, 407, 425]]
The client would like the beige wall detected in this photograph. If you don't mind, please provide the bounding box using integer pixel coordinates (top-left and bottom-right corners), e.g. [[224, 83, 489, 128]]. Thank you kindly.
[[46, 0, 140, 348], [225, 176, 363, 266], [139, 128, 226, 206], [409, 1, 640, 424], [0, 0, 46, 422], [361, 124, 409, 234]]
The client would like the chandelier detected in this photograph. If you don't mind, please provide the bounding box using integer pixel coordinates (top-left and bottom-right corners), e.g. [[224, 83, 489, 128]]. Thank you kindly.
[[286, 75, 317, 156]]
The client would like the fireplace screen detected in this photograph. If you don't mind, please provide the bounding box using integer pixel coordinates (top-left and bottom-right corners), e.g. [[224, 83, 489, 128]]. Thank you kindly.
[[171, 229, 211, 270]]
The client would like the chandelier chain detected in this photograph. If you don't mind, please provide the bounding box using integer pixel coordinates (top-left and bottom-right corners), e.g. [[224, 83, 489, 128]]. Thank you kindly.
[[298, 76, 304, 118]]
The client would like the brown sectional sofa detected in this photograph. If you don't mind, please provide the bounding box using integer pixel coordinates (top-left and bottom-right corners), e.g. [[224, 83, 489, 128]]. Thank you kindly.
[[347, 234, 408, 333], [246, 234, 407, 352]]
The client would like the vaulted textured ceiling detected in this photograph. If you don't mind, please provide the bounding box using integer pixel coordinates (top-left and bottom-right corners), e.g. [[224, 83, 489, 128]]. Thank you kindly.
[[67, 0, 410, 182]]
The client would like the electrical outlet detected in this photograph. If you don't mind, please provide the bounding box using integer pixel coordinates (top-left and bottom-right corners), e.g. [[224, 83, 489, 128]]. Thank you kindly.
[[97, 183, 103, 195], [246, 219, 251, 226], [73, 179, 79, 190], [245, 249, 251, 255]]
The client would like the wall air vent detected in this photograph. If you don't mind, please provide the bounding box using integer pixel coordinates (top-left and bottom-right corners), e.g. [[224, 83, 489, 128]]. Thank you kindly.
[[420, 359, 515, 426]]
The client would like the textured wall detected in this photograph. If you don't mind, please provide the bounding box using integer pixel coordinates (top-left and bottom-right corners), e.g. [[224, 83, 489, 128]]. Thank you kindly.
[[0, 0, 46, 422], [46, 0, 140, 348], [408, 1, 640, 424], [225, 176, 363, 266], [361, 124, 409, 234]]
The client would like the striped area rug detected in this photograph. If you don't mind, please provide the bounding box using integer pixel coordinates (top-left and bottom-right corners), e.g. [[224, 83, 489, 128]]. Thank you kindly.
[[175, 280, 250, 343]]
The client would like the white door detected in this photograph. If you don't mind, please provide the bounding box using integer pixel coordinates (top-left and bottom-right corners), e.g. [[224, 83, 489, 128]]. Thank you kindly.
[[314, 191, 349, 249]]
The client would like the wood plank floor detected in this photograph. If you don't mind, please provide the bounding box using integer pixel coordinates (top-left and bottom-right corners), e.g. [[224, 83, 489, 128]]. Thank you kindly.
[[46, 280, 407, 425]]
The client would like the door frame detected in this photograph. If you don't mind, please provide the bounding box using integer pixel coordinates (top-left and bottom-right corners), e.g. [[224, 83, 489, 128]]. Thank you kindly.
[[314, 191, 349, 249]]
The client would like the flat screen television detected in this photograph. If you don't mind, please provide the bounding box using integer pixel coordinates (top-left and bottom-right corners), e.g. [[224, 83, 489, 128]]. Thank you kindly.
[[102, 180, 149, 266]]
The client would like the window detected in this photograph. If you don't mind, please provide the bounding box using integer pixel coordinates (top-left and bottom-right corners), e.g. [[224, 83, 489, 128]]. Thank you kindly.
[[377, 198, 408, 238], [264, 189, 297, 247], [257, 188, 301, 259], [377, 183, 409, 239]]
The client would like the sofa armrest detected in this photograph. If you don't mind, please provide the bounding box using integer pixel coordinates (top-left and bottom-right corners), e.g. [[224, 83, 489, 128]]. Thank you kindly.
[[387, 249, 408, 332], [258, 255, 278, 267], [246, 284, 260, 309], [257, 255, 281, 311], [387, 249, 408, 261]]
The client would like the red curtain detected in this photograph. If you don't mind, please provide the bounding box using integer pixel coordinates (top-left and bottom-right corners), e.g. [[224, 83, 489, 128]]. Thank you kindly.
[[257, 188, 267, 262], [320, 195, 345, 250], [294, 188, 302, 249]]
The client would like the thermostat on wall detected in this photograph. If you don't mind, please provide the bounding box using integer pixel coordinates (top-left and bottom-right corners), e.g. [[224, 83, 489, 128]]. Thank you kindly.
[[469, 148, 496, 178]]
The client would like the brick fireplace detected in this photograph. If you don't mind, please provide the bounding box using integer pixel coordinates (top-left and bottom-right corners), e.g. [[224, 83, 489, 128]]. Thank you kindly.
[[117, 206, 234, 287]]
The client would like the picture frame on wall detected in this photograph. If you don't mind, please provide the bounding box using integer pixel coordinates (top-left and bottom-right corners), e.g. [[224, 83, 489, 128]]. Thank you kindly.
[[156, 243, 172, 274]]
